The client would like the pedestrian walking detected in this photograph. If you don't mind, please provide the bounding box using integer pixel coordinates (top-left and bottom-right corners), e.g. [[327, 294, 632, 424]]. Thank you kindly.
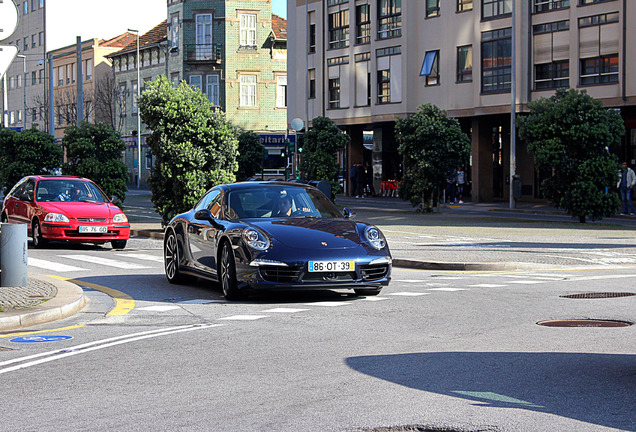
[[445, 170, 456, 204], [349, 162, 358, 197], [617, 161, 636, 215], [364, 161, 376, 197], [455, 166, 467, 203]]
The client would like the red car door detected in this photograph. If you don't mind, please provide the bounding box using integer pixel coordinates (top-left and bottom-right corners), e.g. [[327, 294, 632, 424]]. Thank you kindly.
[[13, 179, 36, 225]]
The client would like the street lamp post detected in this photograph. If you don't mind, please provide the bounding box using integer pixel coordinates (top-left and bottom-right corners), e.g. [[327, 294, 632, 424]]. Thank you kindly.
[[128, 28, 142, 189], [16, 54, 26, 129]]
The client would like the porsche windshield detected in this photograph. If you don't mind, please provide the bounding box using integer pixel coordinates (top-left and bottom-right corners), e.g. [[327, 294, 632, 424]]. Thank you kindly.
[[225, 186, 342, 220]]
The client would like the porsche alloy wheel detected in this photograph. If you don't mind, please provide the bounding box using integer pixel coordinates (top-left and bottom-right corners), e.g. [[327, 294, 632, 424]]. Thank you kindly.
[[220, 242, 243, 301], [164, 231, 194, 284]]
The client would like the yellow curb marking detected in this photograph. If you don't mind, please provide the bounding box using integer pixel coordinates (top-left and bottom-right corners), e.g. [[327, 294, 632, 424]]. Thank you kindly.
[[48, 275, 135, 316]]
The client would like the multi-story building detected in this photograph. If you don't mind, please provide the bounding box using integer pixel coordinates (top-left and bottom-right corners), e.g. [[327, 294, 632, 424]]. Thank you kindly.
[[107, 22, 168, 185], [1, 0, 46, 131], [287, 0, 636, 202], [49, 34, 134, 140]]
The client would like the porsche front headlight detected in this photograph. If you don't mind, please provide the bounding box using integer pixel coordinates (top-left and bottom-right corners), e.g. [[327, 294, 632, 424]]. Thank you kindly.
[[113, 213, 128, 223], [364, 226, 386, 250], [44, 213, 69, 223], [243, 228, 270, 251]]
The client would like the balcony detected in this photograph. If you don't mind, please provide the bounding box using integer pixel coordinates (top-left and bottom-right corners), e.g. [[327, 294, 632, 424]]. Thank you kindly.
[[184, 43, 223, 64]]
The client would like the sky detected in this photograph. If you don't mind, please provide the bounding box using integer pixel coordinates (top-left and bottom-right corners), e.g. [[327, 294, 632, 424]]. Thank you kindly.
[[46, 0, 287, 51]]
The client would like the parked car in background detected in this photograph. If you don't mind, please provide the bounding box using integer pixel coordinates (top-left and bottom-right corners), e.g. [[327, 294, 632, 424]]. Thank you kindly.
[[164, 181, 392, 300], [1, 175, 130, 249]]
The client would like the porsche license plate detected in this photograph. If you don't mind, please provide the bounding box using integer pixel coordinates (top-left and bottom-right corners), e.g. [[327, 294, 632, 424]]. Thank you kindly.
[[308, 260, 355, 272], [79, 226, 107, 233]]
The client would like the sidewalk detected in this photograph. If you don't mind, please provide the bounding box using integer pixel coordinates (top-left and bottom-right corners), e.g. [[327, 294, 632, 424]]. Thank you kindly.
[[2, 194, 636, 332]]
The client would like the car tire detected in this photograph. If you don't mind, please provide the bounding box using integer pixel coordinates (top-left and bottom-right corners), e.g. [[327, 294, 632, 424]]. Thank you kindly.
[[32, 219, 48, 248], [164, 230, 195, 285], [111, 240, 127, 249], [220, 242, 244, 301], [354, 288, 382, 297]]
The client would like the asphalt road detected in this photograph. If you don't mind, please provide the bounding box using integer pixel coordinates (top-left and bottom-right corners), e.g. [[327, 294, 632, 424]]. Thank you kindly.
[[1, 238, 635, 432]]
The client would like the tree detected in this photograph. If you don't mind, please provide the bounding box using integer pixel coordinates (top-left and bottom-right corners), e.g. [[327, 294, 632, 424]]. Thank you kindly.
[[61, 122, 128, 202], [517, 88, 624, 223], [300, 116, 350, 200], [236, 131, 265, 181], [395, 104, 471, 211], [139, 76, 238, 224], [0, 127, 63, 191]]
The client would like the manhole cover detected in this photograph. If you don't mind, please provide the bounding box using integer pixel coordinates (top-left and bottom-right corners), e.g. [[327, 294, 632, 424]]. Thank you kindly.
[[561, 292, 635, 299], [538, 319, 632, 327]]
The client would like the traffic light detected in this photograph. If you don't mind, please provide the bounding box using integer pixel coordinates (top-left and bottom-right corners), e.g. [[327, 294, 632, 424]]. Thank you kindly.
[[287, 139, 294, 155], [297, 134, 304, 153]]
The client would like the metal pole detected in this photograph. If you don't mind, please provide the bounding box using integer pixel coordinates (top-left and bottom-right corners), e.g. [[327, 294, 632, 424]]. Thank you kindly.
[[1, 74, 6, 127], [0, 223, 28, 287], [17, 54, 26, 129], [76, 36, 84, 125], [509, 0, 517, 209], [128, 29, 142, 189], [48, 53, 54, 136]]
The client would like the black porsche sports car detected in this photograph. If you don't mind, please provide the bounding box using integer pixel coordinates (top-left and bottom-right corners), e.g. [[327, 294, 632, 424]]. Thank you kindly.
[[164, 181, 392, 300]]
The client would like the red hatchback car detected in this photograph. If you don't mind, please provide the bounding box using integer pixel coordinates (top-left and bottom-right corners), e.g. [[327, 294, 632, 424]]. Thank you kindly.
[[1, 175, 130, 249]]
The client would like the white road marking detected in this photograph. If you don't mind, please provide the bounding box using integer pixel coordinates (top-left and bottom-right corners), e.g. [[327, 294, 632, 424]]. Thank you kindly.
[[218, 315, 269, 321], [567, 274, 636, 282], [387, 292, 430, 296], [507, 280, 545, 285], [362, 296, 389, 301], [427, 288, 467, 291], [61, 255, 151, 269], [28, 258, 86, 272], [304, 301, 351, 307], [468, 284, 507, 288], [136, 305, 181, 312], [179, 299, 225, 304], [116, 253, 164, 263], [262, 308, 309, 313]]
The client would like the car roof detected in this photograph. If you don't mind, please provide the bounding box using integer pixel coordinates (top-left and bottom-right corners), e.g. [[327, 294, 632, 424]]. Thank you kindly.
[[223, 181, 318, 192], [31, 175, 89, 181]]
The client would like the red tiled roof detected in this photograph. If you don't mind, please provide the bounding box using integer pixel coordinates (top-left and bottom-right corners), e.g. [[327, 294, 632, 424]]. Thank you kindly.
[[100, 32, 138, 48], [114, 20, 168, 54], [271, 14, 287, 40]]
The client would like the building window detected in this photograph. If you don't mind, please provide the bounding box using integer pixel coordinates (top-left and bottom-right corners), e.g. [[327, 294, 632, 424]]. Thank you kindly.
[[196, 14, 213, 58], [31, 71, 36, 85], [39, 0, 43, 8], [32, 0, 36, 11], [535, 61, 569, 89], [355, 53, 371, 106], [377, 70, 390, 104], [328, 78, 341, 109], [482, 0, 512, 20], [533, 0, 569, 13], [240, 13, 257, 49], [39, 31, 43, 46], [579, 0, 614, 4], [457, 45, 473, 82], [578, 12, 619, 28], [308, 11, 316, 53], [85, 60, 92, 81], [580, 55, 619, 85], [378, 0, 401, 39], [118, 84, 127, 117], [328, 9, 349, 49], [189, 75, 202, 91], [276, 75, 287, 108], [31, 34, 36, 48], [171, 15, 179, 48], [132, 81, 139, 114], [481, 27, 512, 93], [23, 1, 28, 14], [426, 0, 440, 17], [57, 66, 63, 86], [420, 50, 440, 85], [206, 75, 219, 106], [308, 69, 316, 99], [356, 4, 371, 45], [240, 74, 257, 107], [23, 37, 28, 51], [170, 72, 180, 86], [457, 0, 473, 11], [32, 108, 37, 121]]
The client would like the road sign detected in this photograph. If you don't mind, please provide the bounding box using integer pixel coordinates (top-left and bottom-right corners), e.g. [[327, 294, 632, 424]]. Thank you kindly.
[[0, 0, 19, 41], [10, 335, 73, 343], [0, 45, 18, 80], [290, 118, 304, 132]]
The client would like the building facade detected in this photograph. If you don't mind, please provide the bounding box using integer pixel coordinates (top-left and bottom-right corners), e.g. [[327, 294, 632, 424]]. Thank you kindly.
[[287, 0, 636, 201], [49, 35, 134, 140], [1, 0, 46, 131]]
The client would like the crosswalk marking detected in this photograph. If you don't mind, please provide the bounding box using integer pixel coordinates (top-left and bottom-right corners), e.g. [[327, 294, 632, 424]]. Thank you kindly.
[[304, 301, 351, 307], [116, 253, 164, 263], [507, 280, 545, 285], [387, 292, 430, 296], [60, 255, 151, 269], [468, 284, 507, 288], [137, 305, 181, 312], [218, 315, 269, 321], [28, 258, 86, 272], [427, 288, 467, 291], [262, 308, 310, 313]]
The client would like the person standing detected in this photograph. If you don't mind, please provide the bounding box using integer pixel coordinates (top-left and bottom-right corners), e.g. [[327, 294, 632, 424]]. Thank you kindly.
[[356, 161, 365, 198], [617, 161, 636, 215], [349, 162, 358, 197], [365, 161, 376, 197], [455, 166, 467, 203]]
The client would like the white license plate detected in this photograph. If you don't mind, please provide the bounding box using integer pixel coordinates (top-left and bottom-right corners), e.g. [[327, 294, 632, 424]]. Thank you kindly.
[[79, 226, 107, 233], [308, 260, 355, 272]]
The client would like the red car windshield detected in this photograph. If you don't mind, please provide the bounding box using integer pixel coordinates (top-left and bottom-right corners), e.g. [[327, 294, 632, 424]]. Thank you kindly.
[[36, 180, 109, 203]]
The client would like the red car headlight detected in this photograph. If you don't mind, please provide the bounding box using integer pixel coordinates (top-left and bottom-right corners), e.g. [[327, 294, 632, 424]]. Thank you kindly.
[[44, 213, 70, 223]]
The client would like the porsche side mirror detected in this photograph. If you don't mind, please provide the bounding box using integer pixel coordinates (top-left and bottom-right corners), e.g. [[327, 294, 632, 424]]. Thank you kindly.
[[343, 207, 356, 219], [195, 209, 224, 229]]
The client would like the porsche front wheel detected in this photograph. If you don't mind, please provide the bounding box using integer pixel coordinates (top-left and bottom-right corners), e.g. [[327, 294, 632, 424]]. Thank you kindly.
[[220, 242, 243, 301]]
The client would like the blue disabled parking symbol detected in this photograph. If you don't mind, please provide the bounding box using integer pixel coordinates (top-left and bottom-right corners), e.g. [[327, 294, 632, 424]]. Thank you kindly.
[[10, 335, 73, 343]]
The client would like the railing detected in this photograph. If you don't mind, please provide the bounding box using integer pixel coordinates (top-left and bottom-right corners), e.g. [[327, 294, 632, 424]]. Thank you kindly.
[[184, 43, 223, 63]]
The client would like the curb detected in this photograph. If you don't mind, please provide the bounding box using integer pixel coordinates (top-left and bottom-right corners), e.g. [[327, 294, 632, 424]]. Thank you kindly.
[[0, 275, 85, 332]]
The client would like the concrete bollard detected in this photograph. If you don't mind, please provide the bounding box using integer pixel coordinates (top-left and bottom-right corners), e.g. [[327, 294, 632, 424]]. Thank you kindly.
[[0, 223, 28, 287]]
